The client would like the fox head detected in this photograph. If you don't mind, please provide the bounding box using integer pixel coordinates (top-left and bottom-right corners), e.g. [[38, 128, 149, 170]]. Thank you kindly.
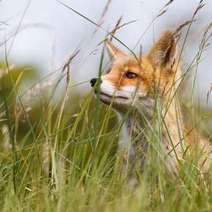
[[90, 31, 180, 111]]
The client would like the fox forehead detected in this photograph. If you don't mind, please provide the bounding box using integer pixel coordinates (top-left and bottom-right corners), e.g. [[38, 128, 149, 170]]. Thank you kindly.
[[103, 56, 155, 85], [111, 56, 153, 74]]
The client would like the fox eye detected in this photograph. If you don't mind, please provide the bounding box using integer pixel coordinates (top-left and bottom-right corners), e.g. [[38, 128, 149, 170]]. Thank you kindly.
[[124, 71, 138, 79]]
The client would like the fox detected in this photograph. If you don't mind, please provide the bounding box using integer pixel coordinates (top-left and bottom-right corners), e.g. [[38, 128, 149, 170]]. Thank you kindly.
[[90, 31, 212, 176]]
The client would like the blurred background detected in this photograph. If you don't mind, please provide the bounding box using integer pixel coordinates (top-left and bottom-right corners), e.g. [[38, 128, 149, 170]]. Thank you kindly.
[[0, 0, 212, 106]]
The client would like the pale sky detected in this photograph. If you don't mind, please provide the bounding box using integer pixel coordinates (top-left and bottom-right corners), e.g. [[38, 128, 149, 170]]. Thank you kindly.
[[0, 0, 212, 105]]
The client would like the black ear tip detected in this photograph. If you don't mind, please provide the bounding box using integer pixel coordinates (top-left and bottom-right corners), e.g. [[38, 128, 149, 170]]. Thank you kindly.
[[90, 78, 97, 87]]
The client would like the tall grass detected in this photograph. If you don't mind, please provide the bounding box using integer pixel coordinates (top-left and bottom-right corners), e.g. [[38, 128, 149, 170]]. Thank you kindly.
[[0, 45, 212, 212], [0, 75, 211, 212], [0, 0, 212, 211]]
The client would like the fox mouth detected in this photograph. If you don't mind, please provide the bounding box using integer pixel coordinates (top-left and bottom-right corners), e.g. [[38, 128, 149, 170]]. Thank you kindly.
[[95, 91, 129, 106], [99, 91, 129, 100]]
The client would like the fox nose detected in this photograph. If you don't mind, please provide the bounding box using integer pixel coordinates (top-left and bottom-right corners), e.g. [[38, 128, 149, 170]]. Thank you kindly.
[[90, 78, 97, 87]]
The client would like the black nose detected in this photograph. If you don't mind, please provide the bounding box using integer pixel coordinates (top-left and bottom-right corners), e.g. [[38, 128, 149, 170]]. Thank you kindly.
[[90, 78, 97, 87]]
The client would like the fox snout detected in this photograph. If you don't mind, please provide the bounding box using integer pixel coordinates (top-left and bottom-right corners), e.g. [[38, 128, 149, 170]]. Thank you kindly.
[[91, 75, 138, 108], [90, 78, 98, 87]]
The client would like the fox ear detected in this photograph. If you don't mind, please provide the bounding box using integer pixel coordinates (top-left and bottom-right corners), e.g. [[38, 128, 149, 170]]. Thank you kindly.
[[148, 31, 177, 69], [106, 40, 127, 58]]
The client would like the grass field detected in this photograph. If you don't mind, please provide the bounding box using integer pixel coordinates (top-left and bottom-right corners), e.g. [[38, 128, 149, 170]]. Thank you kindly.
[[0, 68, 211, 212], [0, 1, 212, 211]]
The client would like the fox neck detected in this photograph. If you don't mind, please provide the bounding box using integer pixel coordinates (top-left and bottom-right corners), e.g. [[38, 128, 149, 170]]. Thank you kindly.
[[117, 93, 185, 172]]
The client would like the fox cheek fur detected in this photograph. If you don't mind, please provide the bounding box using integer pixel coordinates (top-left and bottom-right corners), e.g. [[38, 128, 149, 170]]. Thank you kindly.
[[99, 78, 145, 104]]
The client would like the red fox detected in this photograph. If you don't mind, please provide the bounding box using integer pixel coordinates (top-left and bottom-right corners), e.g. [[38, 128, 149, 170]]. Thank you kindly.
[[90, 31, 212, 175]]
